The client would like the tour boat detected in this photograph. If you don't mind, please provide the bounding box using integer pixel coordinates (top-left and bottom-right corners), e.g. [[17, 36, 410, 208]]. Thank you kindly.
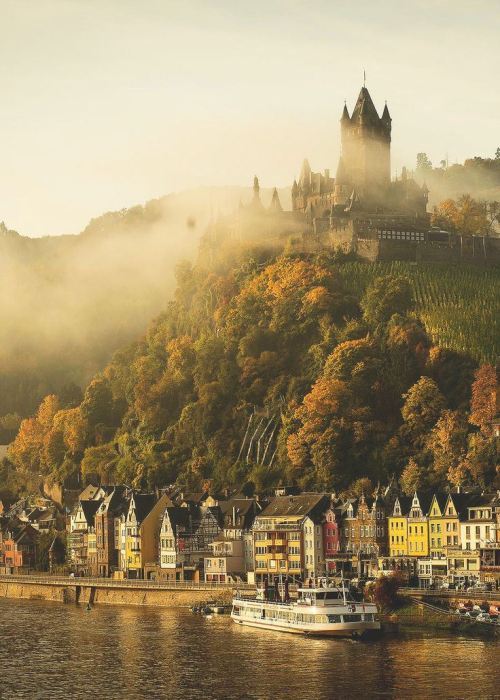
[[231, 580, 380, 638]]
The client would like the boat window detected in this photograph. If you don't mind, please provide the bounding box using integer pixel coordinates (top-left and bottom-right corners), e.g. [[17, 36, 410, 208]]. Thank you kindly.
[[327, 614, 341, 623], [342, 614, 361, 622], [324, 592, 342, 600]]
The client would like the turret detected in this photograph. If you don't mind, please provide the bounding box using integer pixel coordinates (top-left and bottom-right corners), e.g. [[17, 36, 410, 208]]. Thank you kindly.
[[381, 102, 392, 131], [269, 188, 283, 212], [253, 175, 260, 200]]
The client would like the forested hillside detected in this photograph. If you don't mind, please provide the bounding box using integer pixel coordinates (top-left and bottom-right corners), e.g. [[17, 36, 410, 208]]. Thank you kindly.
[[4, 241, 498, 501], [0, 184, 286, 439]]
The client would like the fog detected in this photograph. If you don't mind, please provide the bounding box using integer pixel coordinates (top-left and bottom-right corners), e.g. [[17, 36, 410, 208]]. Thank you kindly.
[[0, 185, 285, 417]]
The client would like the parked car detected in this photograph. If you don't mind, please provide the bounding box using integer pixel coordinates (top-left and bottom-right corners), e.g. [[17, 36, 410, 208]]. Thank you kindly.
[[465, 610, 480, 618], [467, 583, 489, 592]]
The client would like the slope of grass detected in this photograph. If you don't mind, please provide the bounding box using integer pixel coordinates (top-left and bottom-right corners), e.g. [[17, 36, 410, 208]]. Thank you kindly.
[[337, 261, 499, 363]]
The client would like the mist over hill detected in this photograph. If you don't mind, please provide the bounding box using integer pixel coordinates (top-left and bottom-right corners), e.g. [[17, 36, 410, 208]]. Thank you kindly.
[[0, 185, 289, 428]]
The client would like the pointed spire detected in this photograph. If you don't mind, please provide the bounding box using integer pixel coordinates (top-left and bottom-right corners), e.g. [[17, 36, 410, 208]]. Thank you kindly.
[[253, 175, 260, 197], [382, 101, 391, 122], [351, 87, 380, 126], [291, 179, 299, 195], [341, 102, 350, 121], [269, 188, 283, 212]]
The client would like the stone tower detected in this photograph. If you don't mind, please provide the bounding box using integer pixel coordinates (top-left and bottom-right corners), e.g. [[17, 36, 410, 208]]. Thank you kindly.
[[337, 87, 391, 206]]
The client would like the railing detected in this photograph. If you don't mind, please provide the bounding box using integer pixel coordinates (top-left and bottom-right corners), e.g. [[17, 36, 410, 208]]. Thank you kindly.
[[400, 587, 500, 601], [0, 573, 253, 591]]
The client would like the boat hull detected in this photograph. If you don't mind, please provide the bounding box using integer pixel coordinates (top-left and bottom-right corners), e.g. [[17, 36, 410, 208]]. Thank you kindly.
[[231, 615, 381, 637]]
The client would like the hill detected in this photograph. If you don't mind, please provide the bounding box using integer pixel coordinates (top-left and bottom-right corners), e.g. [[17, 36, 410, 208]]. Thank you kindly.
[[0, 184, 287, 433], [4, 242, 498, 500], [337, 262, 499, 364]]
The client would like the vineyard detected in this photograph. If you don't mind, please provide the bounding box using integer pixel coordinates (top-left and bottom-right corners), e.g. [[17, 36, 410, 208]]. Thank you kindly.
[[337, 261, 499, 363]]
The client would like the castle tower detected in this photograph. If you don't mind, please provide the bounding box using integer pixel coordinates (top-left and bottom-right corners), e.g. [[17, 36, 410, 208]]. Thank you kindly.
[[338, 87, 391, 205], [269, 187, 283, 212]]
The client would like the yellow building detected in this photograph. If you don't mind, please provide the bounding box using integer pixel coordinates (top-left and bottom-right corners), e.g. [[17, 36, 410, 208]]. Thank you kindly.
[[428, 494, 447, 559], [124, 492, 173, 578], [388, 496, 412, 557], [407, 492, 431, 558]]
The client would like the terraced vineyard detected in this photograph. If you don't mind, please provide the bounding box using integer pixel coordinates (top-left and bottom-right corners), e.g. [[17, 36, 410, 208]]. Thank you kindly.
[[337, 261, 499, 363]]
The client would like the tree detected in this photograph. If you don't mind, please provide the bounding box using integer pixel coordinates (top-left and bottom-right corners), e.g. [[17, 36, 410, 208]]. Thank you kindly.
[[416, 153, 432, 172], [400, 457, 424, 495], [432, 195, 489, 235], [401, 377, 446, 439], [81, 377, 114, 434], [469, 364, 497, 435], [361, 276, 413, 327], [369, 573, 403, 612], [495, 147, 500, 160], [426, 410, 468, 486]]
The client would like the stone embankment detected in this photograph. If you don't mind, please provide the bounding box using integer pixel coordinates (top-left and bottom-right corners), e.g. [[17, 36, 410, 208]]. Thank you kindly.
[[0, 575, 238, 608]]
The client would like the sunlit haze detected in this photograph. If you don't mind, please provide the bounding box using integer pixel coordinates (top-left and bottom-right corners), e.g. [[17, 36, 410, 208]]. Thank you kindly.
[[1, 0, 499, 236]]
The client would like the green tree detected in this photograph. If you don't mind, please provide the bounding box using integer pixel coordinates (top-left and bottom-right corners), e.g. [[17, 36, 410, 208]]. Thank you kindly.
[[401, 377, 446, 439], [361, 276, 413, 327]]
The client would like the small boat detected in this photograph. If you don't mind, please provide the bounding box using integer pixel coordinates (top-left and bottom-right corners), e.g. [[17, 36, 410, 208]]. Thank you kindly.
[[231, 579, 380, 638], [211, 606, 226, 615]]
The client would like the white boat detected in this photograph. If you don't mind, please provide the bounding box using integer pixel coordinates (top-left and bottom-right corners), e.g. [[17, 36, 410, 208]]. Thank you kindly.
[[231, 580, 380, 638]]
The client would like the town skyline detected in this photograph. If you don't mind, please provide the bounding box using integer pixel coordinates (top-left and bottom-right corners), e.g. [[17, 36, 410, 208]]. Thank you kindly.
[[1, 0, 499, 237]]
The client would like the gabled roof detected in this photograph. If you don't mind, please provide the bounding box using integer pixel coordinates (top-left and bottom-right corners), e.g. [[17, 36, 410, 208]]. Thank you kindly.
[[131, 494, 156, 524], [163, 506, 192, 534], [412, 492, 434, 516], [350, 87, 381, 126], [393, 496, 412, 516], [257, 494, 329, 521], [219, 498, 259, 529], [80, 499, 102, 526]]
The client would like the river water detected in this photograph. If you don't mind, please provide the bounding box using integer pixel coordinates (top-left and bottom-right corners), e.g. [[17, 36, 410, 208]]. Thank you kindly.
[[0, 599, 498, 700]]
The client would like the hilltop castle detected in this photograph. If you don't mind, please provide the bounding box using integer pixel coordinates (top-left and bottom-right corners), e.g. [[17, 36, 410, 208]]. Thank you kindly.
[[291, 86, 428, 219], [210, 85, 498, 266]]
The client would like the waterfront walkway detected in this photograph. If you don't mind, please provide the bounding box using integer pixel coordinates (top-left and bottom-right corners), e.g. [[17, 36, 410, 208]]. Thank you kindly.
[[0, 573, 250, 591]]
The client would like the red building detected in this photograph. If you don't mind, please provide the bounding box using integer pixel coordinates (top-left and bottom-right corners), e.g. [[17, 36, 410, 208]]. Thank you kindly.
[[323, 506, 342, 573], [3, 524, 37, 571]]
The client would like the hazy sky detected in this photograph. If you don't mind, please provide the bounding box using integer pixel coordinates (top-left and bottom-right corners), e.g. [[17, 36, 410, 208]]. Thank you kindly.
[[1, 0, 499, 236]]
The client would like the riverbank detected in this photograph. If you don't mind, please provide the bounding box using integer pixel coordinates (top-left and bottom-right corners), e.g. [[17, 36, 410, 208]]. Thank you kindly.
[[383, 601, 499, 639], [0, 576, 233, 608]]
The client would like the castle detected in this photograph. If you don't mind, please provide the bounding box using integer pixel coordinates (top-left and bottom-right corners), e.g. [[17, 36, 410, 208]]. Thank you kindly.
[[215, 85, 499, 266], [291, 86, 428, 220]]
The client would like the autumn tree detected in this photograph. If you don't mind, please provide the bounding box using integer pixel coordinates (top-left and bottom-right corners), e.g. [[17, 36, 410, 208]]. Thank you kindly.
[[469, 364, 497, 435], [400, 457, 424, 495]]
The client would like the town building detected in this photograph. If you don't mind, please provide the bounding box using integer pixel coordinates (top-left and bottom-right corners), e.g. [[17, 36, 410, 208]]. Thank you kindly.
[[159, 504, 223, 581], [94, 486, 130, 577], [2, 524, 38, 571], [252, 494, 330, 584], [204, 537, 245, 583], [68, 499, 102, 575]]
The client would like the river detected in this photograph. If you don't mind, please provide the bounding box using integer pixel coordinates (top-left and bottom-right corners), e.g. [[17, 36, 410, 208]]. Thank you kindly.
[[0, 599, 498, 699]]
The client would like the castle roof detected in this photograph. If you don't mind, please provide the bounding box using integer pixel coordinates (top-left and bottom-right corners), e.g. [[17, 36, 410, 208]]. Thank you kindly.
[[269, 188, 283, 212], [351, 87, 381, 126], [381, 102, 391, 122], [341, 103, 350, 121]]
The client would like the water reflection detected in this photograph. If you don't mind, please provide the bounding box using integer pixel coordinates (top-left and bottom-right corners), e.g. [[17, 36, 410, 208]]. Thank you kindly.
[[0, 599, 497, 700]]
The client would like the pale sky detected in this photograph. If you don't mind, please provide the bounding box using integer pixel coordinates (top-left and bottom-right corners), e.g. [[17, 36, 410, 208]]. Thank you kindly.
[[1, 0, 499, 236]]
